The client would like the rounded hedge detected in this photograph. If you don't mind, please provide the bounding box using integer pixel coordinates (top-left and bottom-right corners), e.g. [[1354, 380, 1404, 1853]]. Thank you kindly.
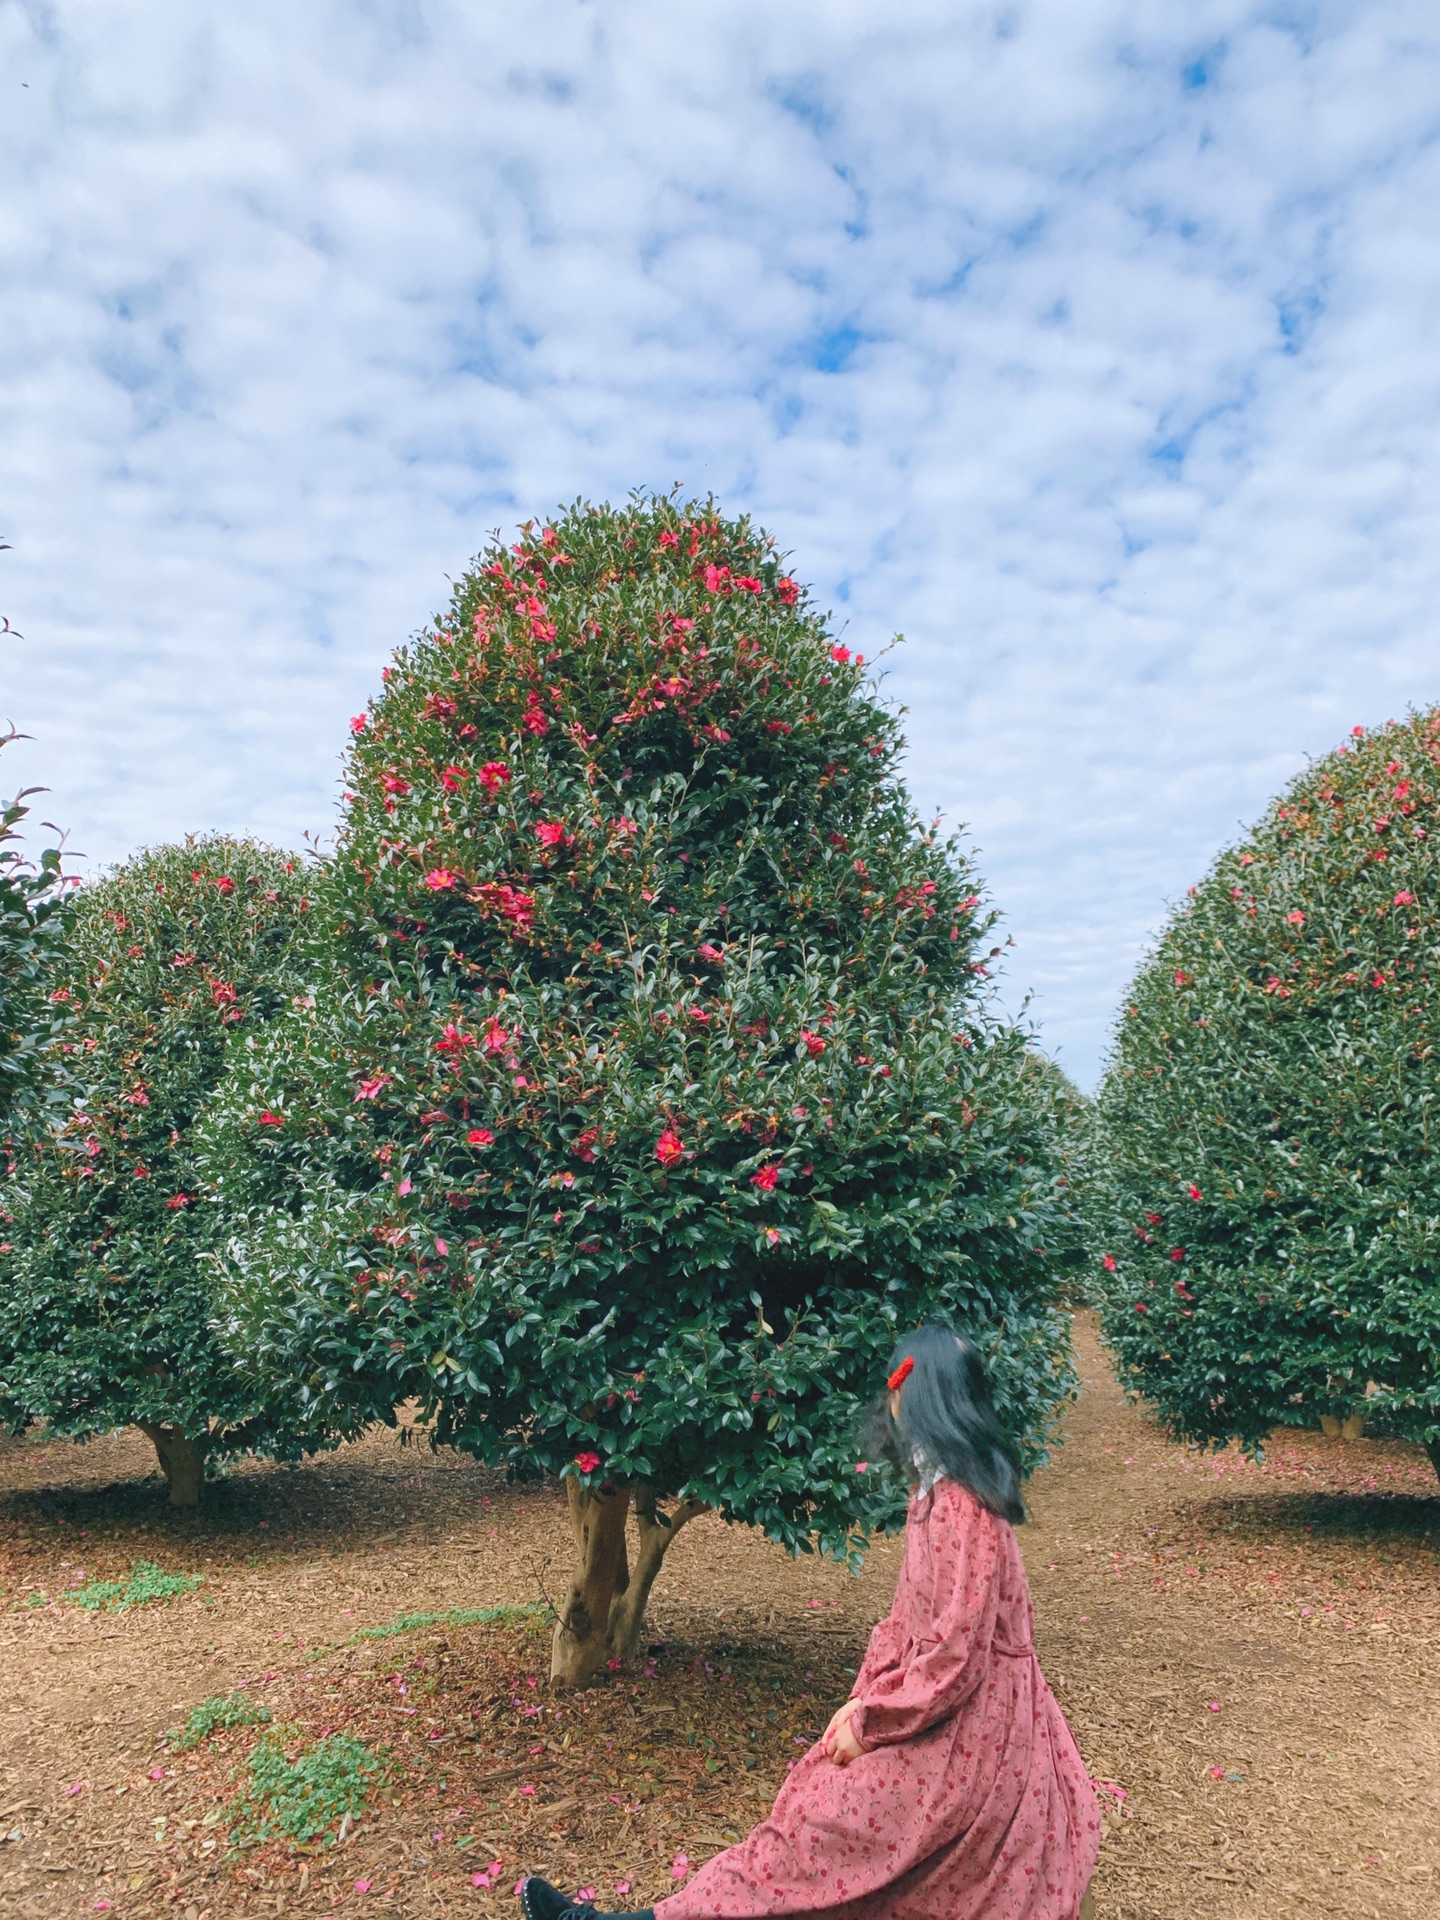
[[0, 837, 334, 1501], [0, 740, 70, 1132], [204, 497, 1081, 1668], [1090, 710, 1440, 1473]]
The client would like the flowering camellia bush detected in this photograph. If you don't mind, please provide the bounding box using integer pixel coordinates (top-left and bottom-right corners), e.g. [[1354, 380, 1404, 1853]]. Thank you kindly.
[[204, 496, 1080, 1683], [0, 838, 336, 1504], [1090, 712, 1440, 1479], [0, 730, 71, 1131]]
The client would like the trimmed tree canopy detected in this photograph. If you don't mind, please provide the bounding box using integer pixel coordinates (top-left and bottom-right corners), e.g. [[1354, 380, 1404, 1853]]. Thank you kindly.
[[205, 497, 1080, 1680], [0, 837, 331, 1504], [1090, 710, 1440, 1476]]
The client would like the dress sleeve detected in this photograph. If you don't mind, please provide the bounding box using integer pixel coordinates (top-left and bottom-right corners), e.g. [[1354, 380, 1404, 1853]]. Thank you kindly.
[[848, 1614, 903, 1698], [848, 1491, 1002, 1750]]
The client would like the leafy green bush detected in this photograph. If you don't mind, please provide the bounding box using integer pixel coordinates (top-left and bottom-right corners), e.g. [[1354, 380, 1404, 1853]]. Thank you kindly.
[[231, 1731, 385, 1847], [62, 1558, 204, 1613], [171, 1692, 272, 1749], [205, 496, 1081, 1684], [0, 730, 71, 1132], [0, 837, 344, 1503], [1090, 711, 1440, 1476]]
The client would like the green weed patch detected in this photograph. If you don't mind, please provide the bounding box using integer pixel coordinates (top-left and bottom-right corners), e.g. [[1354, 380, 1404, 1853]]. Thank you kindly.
[[62, 1559, 203, 1613], [170, 1692, 273, 1751], [349, 1601, 543, 1642], [231, 1731, 386, 1848]]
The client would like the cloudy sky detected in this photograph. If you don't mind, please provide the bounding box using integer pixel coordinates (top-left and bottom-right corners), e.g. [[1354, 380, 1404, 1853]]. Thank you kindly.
[[4, 1, 1440, 1086]]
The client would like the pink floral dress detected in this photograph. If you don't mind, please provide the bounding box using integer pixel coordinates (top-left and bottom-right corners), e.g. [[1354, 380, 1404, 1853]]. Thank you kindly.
[[656, 1479, 1100, 1920]]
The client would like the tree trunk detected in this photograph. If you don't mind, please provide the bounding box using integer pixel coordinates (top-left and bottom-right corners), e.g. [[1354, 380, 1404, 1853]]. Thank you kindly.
[[139, 1423, 208, 1507], [606, 1486, 706, 1663], [550, 1479, 632, 1690], [1427, 1440, 1440, 1486]]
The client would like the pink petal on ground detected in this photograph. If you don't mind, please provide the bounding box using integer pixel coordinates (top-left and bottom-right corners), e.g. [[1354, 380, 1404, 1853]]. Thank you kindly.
[[354, 1880, 373, 1893], [616, 1883, 632, 1897], [575, 1888, 597, 1902], [671, 1853, 691, 1878]]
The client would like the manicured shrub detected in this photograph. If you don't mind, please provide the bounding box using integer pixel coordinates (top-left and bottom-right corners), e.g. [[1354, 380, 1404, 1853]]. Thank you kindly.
[[1090, 711, 1440, 1477], [206, 496, 1081, 1683], [0, 732, 70, 1131], [0, 837, 339, 1503]]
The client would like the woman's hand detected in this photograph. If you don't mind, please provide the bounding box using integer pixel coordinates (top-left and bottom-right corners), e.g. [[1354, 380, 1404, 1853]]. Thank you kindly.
[[820, 1697, 864, 1766]]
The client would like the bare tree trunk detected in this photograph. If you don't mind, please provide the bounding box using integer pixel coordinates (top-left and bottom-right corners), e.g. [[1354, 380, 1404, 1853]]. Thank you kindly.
[[139, 1423, 208, 1507], [606, 1485, 706, 1664], [550, 1479, 631, 1689], [1427, 1440, 1440, 1486]]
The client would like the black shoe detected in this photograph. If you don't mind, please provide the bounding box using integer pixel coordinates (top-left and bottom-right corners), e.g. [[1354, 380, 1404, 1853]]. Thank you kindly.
[[518, 1878, 653, 1920]]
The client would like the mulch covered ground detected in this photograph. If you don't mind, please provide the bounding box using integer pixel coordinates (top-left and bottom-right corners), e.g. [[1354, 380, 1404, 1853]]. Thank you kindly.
[[1, 1315, 1438, 1919]]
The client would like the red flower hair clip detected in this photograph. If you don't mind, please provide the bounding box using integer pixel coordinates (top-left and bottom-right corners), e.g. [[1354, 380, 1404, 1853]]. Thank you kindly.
[[887, 1355, 914, 1392]]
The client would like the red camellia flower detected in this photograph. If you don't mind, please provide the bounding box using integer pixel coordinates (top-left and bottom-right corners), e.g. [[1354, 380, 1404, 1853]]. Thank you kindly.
[[574, 1451, 602, 1475], [750, 1162, 780, 1191], [1394, 890, 1416, 906], [1169, 1247, 1185, 1262], [776, 575, 799, 605], [381, 773, 411, 796], [655, 1128, 685, 1167], [734, 575, 762, 594], [831, 645, 852, 664], [799, 1029, 825, 1057], [697, 943, 724, 964], [1187, 1183, 1202, 1201], [1286, 910, 1305, 926], [212, 980, 236, 1006], [165, 1194, 191, 1210], [478, 761, 510, 793], [435, 1023, 477, 1056], [534, 821, 569, 847], [1102, 1253, 1118, 1272], [467, 1127, 495, 1147], [354, 1075, 391, 1102], [425, 869, 462, 891], [574, 1126, 599, 1163], [522, 692, 550, 737], [440, 764, 468, 792], [658, 530, 679, 548], [349, 714, 367, 734], [258, 1111, 284, 1127], [215, 875, 235, 896], [1145, 1212, 1163, 1225]]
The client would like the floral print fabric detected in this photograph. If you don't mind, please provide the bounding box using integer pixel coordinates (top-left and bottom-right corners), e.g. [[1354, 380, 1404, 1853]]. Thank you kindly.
[[656, 1479, 1100, 1920]]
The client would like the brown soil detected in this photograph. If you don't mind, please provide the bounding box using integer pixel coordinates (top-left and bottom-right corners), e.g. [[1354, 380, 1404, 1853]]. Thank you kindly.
[[1, 1316, 1437, 1919]]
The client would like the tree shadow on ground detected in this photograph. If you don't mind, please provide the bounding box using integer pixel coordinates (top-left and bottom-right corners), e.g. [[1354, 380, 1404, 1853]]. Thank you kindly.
[[1186, 1488, 1440, 1554]]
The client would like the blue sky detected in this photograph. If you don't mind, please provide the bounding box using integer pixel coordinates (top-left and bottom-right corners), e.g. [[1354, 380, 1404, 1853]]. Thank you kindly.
[[4, 1, 1440, 1087]]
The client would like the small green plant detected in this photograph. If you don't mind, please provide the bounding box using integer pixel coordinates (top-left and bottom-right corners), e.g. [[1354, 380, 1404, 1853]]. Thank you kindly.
[[62, 1559, 204, 1613], [350, 1602, 543, 1642], [170, 1692, 272, 1750], [231, 1732, 386, 1847]]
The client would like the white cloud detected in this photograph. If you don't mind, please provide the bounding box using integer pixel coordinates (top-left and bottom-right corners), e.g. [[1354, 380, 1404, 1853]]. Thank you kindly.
[[4, 0, 1440, 1085]]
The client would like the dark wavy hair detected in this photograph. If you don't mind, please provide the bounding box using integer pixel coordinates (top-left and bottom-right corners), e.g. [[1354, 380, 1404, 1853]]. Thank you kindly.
[[860, 1324, 1026, 1524]]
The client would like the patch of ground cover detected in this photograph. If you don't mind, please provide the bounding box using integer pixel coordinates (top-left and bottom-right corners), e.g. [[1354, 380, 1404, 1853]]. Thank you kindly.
[[160, 1612, 851, 1915], [2, 1318, 1439, 1917]]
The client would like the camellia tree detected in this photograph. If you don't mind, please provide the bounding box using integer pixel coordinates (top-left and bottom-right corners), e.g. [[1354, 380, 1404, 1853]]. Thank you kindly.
[[1090, 711, 1440, 1479], [0, 837, 338, 1504], [205, 495, 1082, 1684]]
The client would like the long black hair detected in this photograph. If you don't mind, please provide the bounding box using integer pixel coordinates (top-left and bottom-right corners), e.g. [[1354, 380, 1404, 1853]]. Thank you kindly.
[[861, 1324, 1026, 1524]]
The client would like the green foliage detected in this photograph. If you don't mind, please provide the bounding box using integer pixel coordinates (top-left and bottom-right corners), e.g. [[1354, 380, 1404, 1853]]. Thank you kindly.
[[231, 1731, 385, 1847], [170, 1691, 272, 1749], [1090, 710, 1440, 1459], [0, 837, 341, 1460], [350, 1602, 543, 1641], [205, 495, 1080, 1557], [0, 731, 71, 1132], [61, 1558, 203, 1612]]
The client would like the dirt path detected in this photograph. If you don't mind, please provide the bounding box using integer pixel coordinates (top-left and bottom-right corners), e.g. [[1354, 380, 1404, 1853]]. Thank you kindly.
[[0, 1316, 1437, 1918]]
